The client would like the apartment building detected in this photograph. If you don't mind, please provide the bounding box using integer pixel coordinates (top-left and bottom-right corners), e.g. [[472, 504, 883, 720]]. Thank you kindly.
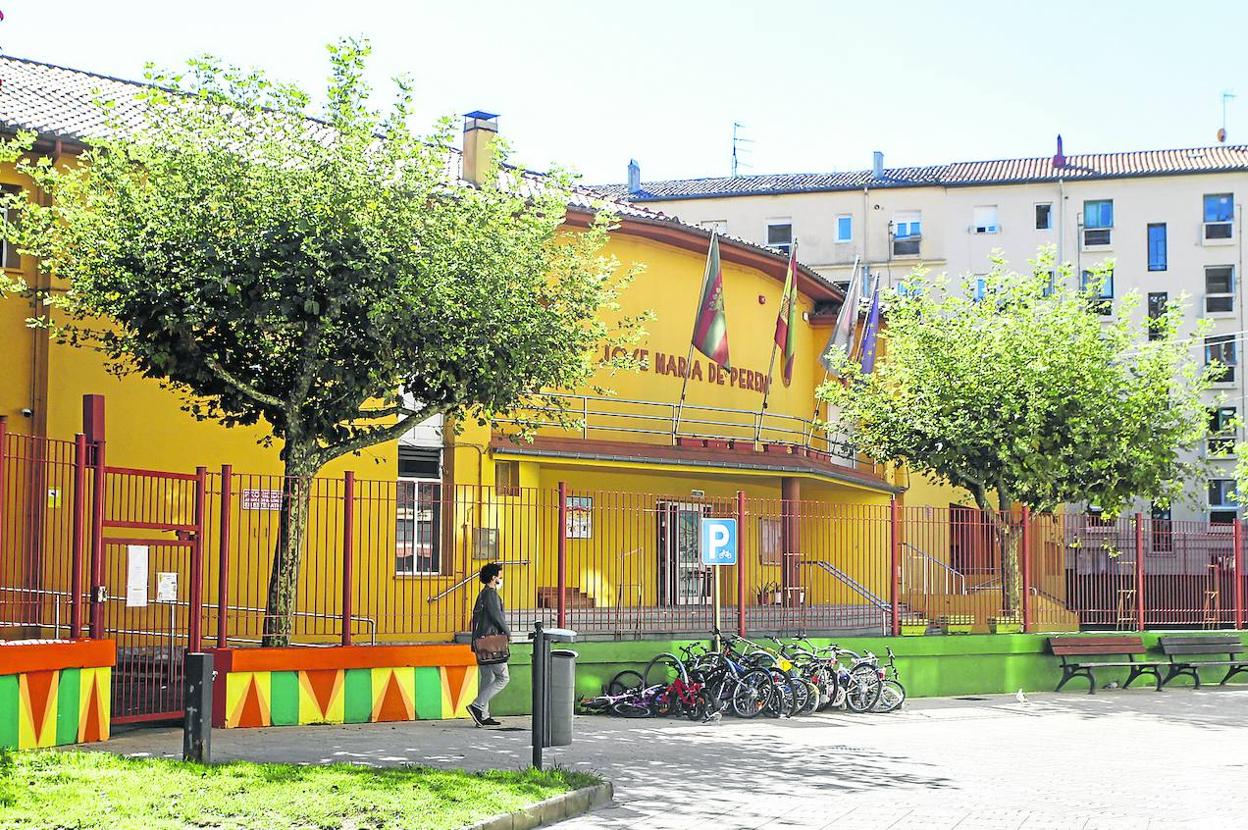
[[600, 145, 1248, 523]]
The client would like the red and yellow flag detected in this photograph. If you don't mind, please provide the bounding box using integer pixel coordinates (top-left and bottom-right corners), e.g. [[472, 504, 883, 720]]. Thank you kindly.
[[692, 232, 731, 369], [773, 245, 798, 386]]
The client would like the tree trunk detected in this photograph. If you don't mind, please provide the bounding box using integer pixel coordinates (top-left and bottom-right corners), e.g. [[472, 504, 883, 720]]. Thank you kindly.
[[973, 488, 1022, 615], [262, 447, 316, 647]]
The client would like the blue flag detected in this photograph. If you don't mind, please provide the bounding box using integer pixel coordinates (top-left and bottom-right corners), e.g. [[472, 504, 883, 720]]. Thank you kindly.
[[858, 275, 883, 374]]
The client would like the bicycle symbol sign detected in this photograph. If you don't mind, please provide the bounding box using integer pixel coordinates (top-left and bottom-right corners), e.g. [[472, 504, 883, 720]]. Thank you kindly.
[[700, 518, 738, 566]]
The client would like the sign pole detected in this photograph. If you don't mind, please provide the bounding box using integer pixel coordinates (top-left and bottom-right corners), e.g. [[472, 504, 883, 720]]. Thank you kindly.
[[712, 566, 721, 650]]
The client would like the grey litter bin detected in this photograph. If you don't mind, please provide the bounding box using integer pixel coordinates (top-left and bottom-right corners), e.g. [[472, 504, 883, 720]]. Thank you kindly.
[[548, 648, 578, 747]]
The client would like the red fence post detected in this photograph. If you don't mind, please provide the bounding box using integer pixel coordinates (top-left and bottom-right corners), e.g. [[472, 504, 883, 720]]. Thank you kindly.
[[0, 417, 6, 584], [188, 466, 207, 653], [1234, 519, 1244, 630], [88, 439, 106, 639], [216, 464, 233, 648], [1134, 512, 1146, 632], [889, 498, 901, 637], [69, 434, 87, 639], [1020, 505, 1033, 633], [342, 471, 355, 646], [557, 481, 568, 629], [736, 490, 747, 638]]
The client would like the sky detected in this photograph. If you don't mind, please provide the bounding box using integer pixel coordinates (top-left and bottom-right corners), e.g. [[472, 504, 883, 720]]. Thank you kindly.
[[4, 0, 1247, 185]]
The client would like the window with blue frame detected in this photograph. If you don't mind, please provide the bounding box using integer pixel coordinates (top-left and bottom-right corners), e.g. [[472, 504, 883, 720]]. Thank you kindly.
[[1205, 193, 1234, 223], [1081, 268, 1113, 314], [1147, 223, 1167, 271], [1084, 200, 1113, 228], [836, 214, 853, 243], [972, 276, 987, 300], [893, 212, 921, 256]]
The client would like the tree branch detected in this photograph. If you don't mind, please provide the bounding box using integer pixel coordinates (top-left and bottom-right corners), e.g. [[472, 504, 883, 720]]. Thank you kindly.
[[318, 405, 450, 466], [204, 356, 284, 408]]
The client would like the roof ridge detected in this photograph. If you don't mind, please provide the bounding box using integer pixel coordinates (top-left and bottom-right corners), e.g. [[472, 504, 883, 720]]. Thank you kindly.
[[0, 52, 161, 92]]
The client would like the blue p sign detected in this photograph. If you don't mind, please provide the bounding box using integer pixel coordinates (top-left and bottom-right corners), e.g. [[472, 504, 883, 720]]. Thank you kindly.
[[701, 518, 738, 565]]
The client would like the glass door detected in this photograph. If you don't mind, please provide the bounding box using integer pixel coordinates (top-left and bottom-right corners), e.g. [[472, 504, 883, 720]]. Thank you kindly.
[[657, 501, 710, 606]]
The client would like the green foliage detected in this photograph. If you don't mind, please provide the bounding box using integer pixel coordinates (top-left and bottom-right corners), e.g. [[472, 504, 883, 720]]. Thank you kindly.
[[0, 38, 639, 474]]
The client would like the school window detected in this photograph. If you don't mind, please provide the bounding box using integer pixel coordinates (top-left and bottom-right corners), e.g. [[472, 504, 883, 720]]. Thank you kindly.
[[835, 214, 853, 243], [892, 212, 921, 257], [1205, 334, 1237, 383], [1204, 193, 1234, 240], [972, 205, 999, 234], [1151, 503, 1174, 552], [1, 184, 20, 270], [396, 479, 442, 575], [494, 459, 520, 496], [1035, 203, 1052, 230], [765, 220, 793, 255], [1147, 292, 1167, 341], [1208, 479, 1238, 525], [1208, 406, 1237, 456], [1146, 223, 1167, 271], [1206, 265, 1234, 313], [1080, 268, 1113, 314], [1082, 199, 1113, 246]]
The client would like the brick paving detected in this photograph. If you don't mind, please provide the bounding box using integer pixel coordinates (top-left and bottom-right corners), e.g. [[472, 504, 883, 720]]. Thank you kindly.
[[93, 687, 1248, 829]]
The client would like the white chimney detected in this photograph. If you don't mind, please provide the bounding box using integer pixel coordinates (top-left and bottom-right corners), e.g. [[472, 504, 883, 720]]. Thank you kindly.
[[627, 159, 641, 194], [872, 151, 884, 179]]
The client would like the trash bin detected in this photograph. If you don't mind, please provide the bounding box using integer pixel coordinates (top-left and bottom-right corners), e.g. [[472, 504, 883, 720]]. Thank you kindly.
[[548, 649, 577, 747]]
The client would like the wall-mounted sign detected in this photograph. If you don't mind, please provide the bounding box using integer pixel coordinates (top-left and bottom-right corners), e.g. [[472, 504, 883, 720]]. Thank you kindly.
[[600, 345, 771, 394], [566, 496, 593, 539], [126, 545, 149, 607], [241, 489, 283, 511], [156, 572, 178, 603]]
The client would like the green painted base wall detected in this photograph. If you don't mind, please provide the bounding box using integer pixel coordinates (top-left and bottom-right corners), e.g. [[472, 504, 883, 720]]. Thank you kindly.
[[487, 632, 1248, 717]]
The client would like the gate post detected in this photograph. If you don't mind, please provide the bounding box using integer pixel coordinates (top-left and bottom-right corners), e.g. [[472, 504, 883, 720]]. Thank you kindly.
[[341, 471, 355, 646], [0, 417, 6, 576], [556, 481, 568, 629], [70, 434, 87, 639], [1135, 512, 1146, 632], [216, 465, 233, 648], [188, 467, 207, 653], [1234, 519, 1244, 630], [1020, 506, 1033, 633], [89, 439, 106, 639], [889, 498, 901, 637], [736, 490, 747, 638]]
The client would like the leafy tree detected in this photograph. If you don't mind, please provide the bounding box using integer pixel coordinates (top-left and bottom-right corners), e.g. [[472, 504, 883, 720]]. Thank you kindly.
[[1, 40, 641, 644], [819, 252, 1216, 612]]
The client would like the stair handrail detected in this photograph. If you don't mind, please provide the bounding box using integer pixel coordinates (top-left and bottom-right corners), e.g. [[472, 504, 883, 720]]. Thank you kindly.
[[426, 559, 530, 604], [799, 559, 890, 612], [899, 542, 967, 595]]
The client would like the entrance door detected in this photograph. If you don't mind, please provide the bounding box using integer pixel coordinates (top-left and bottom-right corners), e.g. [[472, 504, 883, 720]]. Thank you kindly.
[[657, 501, 710, 606], [950, 504, 996, 574]]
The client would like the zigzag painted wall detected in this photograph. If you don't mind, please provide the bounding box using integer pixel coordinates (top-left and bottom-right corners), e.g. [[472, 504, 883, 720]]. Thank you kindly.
[[209, 644, 478, 728], [0, 640, 114, 750]]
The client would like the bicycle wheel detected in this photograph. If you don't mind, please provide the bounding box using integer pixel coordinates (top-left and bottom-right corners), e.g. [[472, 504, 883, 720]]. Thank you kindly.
[[607, 670, 643, 696], [651, 687, 682, 718], [873, 679, 906, 713], [643, 653, 688, 689], [800, 678, 821, 715], [763, 674, 794, 718], [612, 700, 652, 718], [788, 677, 810, 716], [731, 669, 774, 718], [845, 666, 883, 713]]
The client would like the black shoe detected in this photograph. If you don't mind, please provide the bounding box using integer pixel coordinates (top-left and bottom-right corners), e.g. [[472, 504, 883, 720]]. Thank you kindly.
[[467, 704, 485, 727], [482, 717, 502, 726]]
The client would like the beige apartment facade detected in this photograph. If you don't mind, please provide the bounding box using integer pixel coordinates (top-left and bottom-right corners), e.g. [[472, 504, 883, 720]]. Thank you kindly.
[[602, 146, 1248, 524]]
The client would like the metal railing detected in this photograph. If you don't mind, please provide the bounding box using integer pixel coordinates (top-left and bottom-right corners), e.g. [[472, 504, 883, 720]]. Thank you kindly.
[[900, 542, 968, 595]]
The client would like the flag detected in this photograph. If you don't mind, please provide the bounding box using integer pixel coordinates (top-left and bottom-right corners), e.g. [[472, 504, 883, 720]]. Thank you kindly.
[[858, 274, 883, 374], [773, 245, 798, 386], [820, 261, 863, 372], [691, 232, 731, 369]]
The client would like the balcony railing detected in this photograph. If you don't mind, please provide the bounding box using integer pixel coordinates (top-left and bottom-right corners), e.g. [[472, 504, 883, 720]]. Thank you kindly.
[[492, 393, 878, 475]]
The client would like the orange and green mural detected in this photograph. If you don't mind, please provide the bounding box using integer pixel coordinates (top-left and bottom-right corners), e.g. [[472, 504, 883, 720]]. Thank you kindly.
[[0, 640, 113, 749], [209, 644, 477, 728]]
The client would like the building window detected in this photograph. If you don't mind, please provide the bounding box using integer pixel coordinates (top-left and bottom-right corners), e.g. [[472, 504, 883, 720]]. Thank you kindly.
[[698, 219, 728, 234], [1147, 292, 1167, 341], [1151, 503, 1173, 552], [396, 479, 442, 575], [972, 205, 999, 234], [972, 276, 988, 301], [1208, 406, 1237, 456], [494, 460, 520, 496], [892, 212, 921, 257], [1, 184, 20, 271], [1041, 270, 1056, 297], [1204, 193, 1234, 240], [1206, 265, 1234, 313], [1209, 479, 1238, 525], [1035, 203, 1052, 230], [835, 214, 853, 243], [759, 517, 782, 565], [1082, 199, 1113, 246], [1080, 268, 1113, 314], [1147, 223, 1167, 271], [1205, 334, 1237, 383], [765, 220, 793, 255]]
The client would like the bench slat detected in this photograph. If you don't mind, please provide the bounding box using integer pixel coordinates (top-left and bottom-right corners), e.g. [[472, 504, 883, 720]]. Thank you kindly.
[[1061, 660, 1161, 667], [1163, 643, 1245, 655], [1053, 644, 1148, 656], [1158, 636, 1243, 646]]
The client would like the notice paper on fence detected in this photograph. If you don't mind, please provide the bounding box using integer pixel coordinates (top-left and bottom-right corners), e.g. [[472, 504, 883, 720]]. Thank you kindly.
[[126, 545, 149, 607]]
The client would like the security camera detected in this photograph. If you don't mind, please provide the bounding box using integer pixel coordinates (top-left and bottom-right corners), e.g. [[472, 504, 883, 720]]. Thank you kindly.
[[19, 408, 33, 417]]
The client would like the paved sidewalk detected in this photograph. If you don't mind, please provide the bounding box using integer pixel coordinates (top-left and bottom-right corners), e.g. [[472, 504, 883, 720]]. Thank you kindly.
[[92, 687, 1248, 829]]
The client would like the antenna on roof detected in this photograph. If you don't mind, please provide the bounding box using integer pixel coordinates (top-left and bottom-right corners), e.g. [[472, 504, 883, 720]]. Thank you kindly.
[[1219, 91, 1236, 143], [731, 122, 753, 178]]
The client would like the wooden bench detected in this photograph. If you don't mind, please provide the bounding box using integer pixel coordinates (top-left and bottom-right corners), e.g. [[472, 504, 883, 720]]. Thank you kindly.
[[1157, 635, 1248, 688], [1049, 635, 1163, 693]]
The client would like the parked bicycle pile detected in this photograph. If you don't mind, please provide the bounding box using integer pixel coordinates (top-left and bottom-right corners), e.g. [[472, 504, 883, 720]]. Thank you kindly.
[[578, 632, 905, 721]]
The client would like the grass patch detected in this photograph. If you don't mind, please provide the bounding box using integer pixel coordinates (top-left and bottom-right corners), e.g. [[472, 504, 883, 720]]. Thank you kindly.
[[0, 749, 598, 829]]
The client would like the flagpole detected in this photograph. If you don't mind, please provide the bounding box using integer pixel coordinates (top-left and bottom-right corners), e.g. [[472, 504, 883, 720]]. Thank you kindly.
[[756, 240, 796, 443], [675, 231, 718, 443], [806, 256, 861, 448]]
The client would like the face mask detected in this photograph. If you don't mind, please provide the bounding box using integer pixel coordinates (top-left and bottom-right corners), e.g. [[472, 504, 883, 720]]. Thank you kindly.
[[496, 578, 503, 589]]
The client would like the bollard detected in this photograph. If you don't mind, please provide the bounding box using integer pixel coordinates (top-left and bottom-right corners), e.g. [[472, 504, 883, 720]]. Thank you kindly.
[[531, 622, 546, 770], [183, 652, 214, 763]]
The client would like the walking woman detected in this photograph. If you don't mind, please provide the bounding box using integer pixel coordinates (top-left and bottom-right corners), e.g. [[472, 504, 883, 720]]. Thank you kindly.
[[468, 562, 510, 727]]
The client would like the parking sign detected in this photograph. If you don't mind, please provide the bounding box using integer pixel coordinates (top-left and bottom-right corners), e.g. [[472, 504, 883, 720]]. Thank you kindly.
[[700, 518, 738, 565]]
